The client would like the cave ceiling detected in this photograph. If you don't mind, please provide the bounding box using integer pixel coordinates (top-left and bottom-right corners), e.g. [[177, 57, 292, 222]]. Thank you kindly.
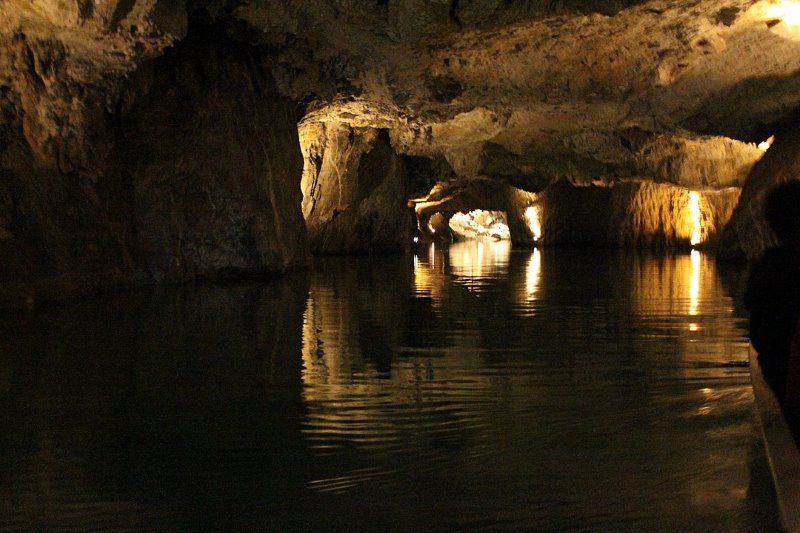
[[3, 0, 800, 190]]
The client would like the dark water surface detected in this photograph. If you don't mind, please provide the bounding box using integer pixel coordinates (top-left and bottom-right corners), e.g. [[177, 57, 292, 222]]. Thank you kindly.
[[0, 243, 780, 531]]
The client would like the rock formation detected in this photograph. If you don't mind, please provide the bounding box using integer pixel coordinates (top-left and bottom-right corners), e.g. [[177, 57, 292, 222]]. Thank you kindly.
[[413, 178, 739, 248], [0, 14, 308, 305], [3, 0, 800, 303], [721, 120, 800, 260], [300, 123, 412, 254]]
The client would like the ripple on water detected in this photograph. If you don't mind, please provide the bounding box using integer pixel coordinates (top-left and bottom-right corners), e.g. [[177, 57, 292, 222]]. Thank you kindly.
[[0, 246, 777, 531]]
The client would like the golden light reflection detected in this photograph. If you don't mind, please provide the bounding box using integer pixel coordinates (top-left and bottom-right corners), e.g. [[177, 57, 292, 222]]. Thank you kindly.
[[525, 248, 542, 301], [688, 191, 702, 246], [524, 206, 542, 242], [758, 135, 775, 152], [448, 240, 511, 290], [632, 253, 707, 323], [414, 243, 447, 299], [689, 249, 701, 321]]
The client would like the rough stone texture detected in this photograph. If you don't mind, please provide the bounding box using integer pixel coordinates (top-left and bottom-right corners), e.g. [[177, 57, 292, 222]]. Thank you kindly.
[[300, 122, 413, 253], [542, 180, 740, 247], [3, 1, 790, 188], [0, 21, 308, 305], [720, 120, 800, 260], [4, 0, 800, 300], [414, 178, 740, 248], [119, 27, 308, 279], [636, 134, 764, 188], [244, 0, 786, 190]]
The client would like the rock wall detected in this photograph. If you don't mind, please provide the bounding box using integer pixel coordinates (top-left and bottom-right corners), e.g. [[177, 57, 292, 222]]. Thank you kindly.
[[636, 134, 763, 189], [720, 121, 800, 261], [414, 178, 739, 249], [0, 23, 308, 306], [118, 27, 308, 280], [537, 180, 740, 248], [300, 122, 413, 254], [0, 33, 139, 304]]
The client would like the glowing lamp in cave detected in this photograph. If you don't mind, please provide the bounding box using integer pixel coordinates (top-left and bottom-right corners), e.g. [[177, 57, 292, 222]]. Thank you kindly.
[[525, 206, 542, 242], [767, 1, 800, 26], [688, 191, 702, 246]]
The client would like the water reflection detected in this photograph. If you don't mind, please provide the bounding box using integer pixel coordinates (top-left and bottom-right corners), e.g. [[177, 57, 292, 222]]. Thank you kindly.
[[525, 247, 542, 302], [0, 281, 311, 531], [413, 240, 512, 297], [299, 248, 770, 530], [0, 250, 776, 531]]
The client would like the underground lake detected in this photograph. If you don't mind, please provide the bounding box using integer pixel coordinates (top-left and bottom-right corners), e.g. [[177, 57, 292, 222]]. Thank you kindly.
[[0, 243, 780, 531]]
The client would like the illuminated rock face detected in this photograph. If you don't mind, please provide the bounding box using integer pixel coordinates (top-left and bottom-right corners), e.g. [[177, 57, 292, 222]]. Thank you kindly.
[[2, 0, 800, 303], [539, 180, 740, 248], [300, 122, 413, 253], [414, 178, 739, 248]]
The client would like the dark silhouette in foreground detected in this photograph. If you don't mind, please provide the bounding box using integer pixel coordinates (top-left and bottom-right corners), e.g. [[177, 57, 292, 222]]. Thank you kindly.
[[746, 180, 800, 441]]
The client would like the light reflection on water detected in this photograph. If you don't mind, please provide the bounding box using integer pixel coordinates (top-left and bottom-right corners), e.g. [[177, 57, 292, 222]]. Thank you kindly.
[[301, 243, 775, 531], [0, 245, 779, 531]]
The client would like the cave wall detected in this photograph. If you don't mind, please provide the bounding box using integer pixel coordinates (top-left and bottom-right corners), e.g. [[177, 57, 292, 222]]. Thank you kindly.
[[119, 28, 308, 280], [0, 33, 140, 304], [720, 120, 800, 260], [537, 180, 740, 248], [0, 24, 308, 306], [300, 122, 413, 254], [415, 178, 739, 249], [636, 134, 763, 189]]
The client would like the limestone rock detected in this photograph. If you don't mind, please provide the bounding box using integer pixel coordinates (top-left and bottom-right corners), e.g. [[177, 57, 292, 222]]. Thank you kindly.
[[0, 22, 309, 305], [4, 0, 800, 303], [720, 121, 800, 260], [300, 122, 413, 253], [413, 177, 739, 248], [636, 134, 763, 188], [119, 27, 309, 280]]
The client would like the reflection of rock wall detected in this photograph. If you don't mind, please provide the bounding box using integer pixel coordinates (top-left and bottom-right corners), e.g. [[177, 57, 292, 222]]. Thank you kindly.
[[0, 279, 308, 529], [300, 122, 414, 254], [720, 125, 800, 261], [302, 257, 412, 391]]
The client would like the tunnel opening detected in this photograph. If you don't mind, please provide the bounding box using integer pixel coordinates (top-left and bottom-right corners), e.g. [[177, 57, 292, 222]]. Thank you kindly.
[[448, 209, 511, 241]]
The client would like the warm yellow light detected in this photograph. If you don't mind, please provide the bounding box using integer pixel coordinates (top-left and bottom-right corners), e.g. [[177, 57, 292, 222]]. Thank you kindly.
[[524, 206, 542, 242], [767, 1, 800, 26], [688, 191, 702, 246], [689, 249, 700, 317], [758, 135, 775, 152], [525, 248, 541, 301]]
